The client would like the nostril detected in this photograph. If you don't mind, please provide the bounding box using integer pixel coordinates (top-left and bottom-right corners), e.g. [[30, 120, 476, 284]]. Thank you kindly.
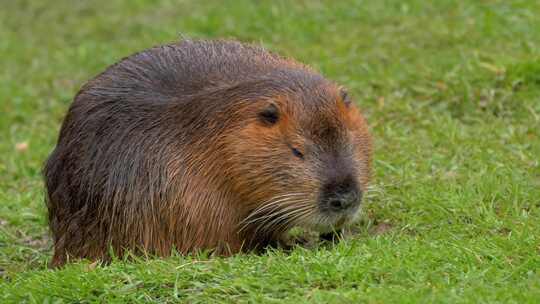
[[329, 199, 344, 210], [326, 192, 361, 211]]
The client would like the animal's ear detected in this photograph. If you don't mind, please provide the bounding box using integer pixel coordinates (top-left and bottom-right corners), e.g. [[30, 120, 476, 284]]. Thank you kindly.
[[340, 87, 352, 107], [258, 103, 279, 126]]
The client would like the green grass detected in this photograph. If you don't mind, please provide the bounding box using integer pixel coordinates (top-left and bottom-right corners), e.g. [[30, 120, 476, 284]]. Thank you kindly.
[[1, 0, 539, 302]]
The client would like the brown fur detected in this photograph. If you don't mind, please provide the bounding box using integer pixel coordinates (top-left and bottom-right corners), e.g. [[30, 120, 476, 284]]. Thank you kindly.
[[44, 39, 372, 267]]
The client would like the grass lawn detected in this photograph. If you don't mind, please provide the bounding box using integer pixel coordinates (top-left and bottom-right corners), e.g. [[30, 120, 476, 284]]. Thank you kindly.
[[1, 0, 539, 302]]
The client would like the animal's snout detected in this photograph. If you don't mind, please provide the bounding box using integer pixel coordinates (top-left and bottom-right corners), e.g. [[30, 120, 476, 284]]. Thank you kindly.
[[320, 175, 362, 213]]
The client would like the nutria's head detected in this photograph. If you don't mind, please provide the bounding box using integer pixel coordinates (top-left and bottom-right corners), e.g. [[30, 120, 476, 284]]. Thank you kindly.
[[224, 76, 372, 236]]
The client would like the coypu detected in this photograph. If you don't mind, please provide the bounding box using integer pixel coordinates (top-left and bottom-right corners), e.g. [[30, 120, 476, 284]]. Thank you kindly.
[[44, 39, 372, 267]]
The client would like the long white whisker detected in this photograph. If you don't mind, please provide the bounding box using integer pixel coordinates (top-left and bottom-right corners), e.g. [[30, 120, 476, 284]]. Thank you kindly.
[[271, 205, 315, 233], [239, 198, 310, 232], [242, 197, 307, 223], [241, 193, 310, 224], [250, 203, 312, 235], [243, 196, 304, 221], [254, 201, 314, 234], [252, 193, 308, 210]]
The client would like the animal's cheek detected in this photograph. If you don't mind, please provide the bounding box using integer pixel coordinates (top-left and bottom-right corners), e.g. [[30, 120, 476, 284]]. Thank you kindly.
[[288, 165, 322, 196], [346, 142, 371, 187]]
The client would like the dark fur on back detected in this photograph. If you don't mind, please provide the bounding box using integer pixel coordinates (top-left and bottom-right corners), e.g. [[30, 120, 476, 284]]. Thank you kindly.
[[44, 39, 372, 267]]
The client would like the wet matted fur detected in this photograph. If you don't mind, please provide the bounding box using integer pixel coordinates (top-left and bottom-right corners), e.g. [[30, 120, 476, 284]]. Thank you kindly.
[[44, 39, 372, 267]]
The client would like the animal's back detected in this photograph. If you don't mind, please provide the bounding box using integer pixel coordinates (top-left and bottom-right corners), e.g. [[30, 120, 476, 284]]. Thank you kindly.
[[81, 40, 305, 104]]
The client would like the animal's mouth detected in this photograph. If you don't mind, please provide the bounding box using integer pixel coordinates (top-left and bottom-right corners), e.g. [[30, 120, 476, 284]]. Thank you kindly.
[[335, 217, 348, 228], [239, 194, 361, 236], [299, 205, 361, 233]]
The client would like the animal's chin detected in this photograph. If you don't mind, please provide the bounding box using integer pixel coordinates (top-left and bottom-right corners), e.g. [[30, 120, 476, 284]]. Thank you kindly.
[[299, 208, 361, 233]]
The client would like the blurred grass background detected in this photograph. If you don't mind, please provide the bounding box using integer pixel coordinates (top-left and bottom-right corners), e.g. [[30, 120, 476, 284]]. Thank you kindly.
[[1, 0, 539, 302]]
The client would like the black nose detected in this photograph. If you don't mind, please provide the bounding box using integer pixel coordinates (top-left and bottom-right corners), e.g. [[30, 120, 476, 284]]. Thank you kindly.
[[327, 194, 358, 211], [320, 176, 362, 212], [326, 191, 361, 211]]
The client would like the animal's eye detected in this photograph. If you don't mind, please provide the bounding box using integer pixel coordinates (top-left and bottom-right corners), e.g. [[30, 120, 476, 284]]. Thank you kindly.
[[340, 88, 351, 106], [291, 147, 304, 159], [258, 104, 279, 125]]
